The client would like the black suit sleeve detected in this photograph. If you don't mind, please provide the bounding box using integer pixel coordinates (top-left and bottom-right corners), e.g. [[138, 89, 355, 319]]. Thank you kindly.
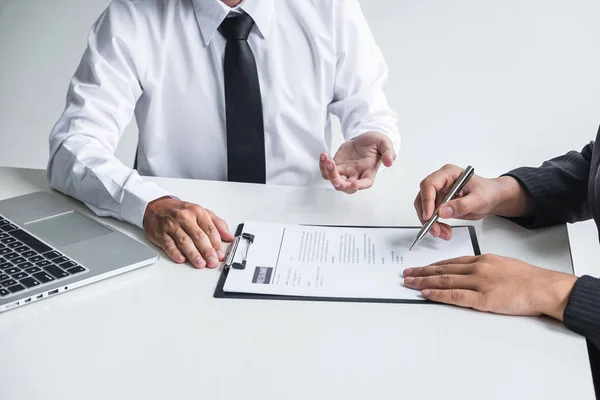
[[506, 142, 600, 360], [564, 276, 600, 350], [564, 275, 600, 396], [504, 142, 595, 228]]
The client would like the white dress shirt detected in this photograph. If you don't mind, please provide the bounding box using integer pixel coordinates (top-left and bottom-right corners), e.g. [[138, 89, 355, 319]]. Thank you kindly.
[[47, 0, 399, 229]]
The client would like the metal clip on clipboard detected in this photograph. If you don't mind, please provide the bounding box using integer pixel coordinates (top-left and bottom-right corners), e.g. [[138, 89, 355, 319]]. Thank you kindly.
[[224, 232, 255, 270]]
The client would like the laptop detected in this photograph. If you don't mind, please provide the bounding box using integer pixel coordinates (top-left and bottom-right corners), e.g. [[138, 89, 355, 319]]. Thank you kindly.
[[0, 191, 158, 312]]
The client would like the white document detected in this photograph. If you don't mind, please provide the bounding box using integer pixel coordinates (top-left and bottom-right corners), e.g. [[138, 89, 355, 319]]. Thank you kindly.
[[222, 221, 479, 301]]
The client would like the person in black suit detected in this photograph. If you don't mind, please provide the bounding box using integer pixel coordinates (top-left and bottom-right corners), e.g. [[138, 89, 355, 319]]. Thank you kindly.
[[405, 131, 600, 393]]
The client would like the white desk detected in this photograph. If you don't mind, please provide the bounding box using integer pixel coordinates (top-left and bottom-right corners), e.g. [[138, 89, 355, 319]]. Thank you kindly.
[[0, 167, 594, 400]]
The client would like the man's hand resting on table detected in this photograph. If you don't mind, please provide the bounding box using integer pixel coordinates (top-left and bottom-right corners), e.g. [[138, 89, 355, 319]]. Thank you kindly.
[[143, 197, 234, 269], [319, 131, 396, 194], [403, 255, 577, 321]]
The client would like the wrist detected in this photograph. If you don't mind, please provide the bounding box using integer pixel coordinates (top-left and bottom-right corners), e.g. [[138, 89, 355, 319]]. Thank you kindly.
[[537, 272, 578, 321], [147, 196, 171, 208], [490, 176, 534, 218], [142, 196, 172, 228]]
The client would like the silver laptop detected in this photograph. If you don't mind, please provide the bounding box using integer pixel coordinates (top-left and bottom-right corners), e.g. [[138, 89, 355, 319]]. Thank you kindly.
[[0, 191, 158, 312]]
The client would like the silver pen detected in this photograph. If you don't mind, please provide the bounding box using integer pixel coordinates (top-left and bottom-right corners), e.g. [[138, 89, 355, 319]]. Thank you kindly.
[[409, 165, 475, 251]]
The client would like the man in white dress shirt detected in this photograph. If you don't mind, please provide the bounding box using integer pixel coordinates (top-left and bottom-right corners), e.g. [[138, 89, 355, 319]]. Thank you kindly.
[[47, 0, 400, 269]]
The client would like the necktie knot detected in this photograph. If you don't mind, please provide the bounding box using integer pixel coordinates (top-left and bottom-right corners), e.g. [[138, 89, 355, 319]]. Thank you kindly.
[[219, 13, 255, 41]]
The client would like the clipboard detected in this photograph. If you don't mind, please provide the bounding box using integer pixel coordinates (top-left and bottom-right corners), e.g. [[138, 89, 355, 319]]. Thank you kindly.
[[214, 223, 481, 304]]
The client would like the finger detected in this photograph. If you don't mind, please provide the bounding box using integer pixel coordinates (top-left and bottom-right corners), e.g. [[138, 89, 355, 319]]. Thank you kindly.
[[319, 153, 329, 179], [377, 136, 396, 167], [326, 160, 352, 191], [419, 165, 463, 220], [403, 274, 478, 290], [403, 263, 476, 277], [437, 222, 453, 240], [153, 234, 186, 264], [429, 256, 481, 266], [188, 218, 220, 269], [204, 209, 233, 250], [170, 228, 206, 269], [209, 212, 235, 242], [419, 181, 438, 222], [414, 193, 425, 224], [439, 196, 481, 219], [413, 193, 442, 237], [350, 177, 374, 190], [336, 165, 358, 182], [430, 222, 444, 238], [340, 183, 358, 194], [422, 289, 484, 310], [331, 169, 355, 194], [350, 168, 377, 190]]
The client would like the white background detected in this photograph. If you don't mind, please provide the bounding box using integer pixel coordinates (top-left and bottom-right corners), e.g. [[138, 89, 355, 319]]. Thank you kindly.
[[0, 0, 599, 276]]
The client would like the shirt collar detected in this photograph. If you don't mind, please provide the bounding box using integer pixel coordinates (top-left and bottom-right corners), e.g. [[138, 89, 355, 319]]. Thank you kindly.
[[192, 0, 273, 46]]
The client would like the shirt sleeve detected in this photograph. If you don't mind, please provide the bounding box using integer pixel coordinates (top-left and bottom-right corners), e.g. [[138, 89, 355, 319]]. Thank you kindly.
[[327, 0, 400, 153], [564, 275, 600, 350], [47, 0, 172, 230], [503, 141, 594, 228]]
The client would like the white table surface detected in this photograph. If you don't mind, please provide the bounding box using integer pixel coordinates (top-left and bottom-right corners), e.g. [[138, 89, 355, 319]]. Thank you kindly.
[[0, 167, 594, 400]]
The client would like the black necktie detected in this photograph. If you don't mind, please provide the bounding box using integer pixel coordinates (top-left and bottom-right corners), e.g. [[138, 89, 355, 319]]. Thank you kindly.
[[219, 14, 266, 184]]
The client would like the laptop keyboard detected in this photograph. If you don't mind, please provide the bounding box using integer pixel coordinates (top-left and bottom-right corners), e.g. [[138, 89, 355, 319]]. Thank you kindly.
[[0, 215, 88, 298]]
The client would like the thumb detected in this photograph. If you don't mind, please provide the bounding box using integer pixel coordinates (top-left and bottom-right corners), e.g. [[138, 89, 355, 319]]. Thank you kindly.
[[439, 195, 484, 219], [378, 136, 396, 167]]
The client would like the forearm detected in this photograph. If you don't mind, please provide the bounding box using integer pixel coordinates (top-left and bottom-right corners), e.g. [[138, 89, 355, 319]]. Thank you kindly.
[[502, 144, 594, 228], [329, 0, 399, 152], [48, 134, 171, 229], [333, 87, 399, 153], [46, 0, 173, 228]]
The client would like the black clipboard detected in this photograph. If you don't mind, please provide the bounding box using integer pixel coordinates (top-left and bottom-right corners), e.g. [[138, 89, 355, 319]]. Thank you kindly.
[[214, 223, 481, 304]]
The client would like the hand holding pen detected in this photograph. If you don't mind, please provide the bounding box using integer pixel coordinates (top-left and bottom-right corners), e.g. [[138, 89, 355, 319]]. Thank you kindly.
[[412, 164, 535, 245]]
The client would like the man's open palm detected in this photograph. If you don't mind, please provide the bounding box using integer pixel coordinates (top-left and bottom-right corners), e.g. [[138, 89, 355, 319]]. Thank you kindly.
[[319, 131, 396, 194]]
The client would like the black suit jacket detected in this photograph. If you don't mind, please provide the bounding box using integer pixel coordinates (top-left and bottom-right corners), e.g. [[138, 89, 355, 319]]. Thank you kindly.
[[506, 128, 600, 395], [506, 130, 600, 349]]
